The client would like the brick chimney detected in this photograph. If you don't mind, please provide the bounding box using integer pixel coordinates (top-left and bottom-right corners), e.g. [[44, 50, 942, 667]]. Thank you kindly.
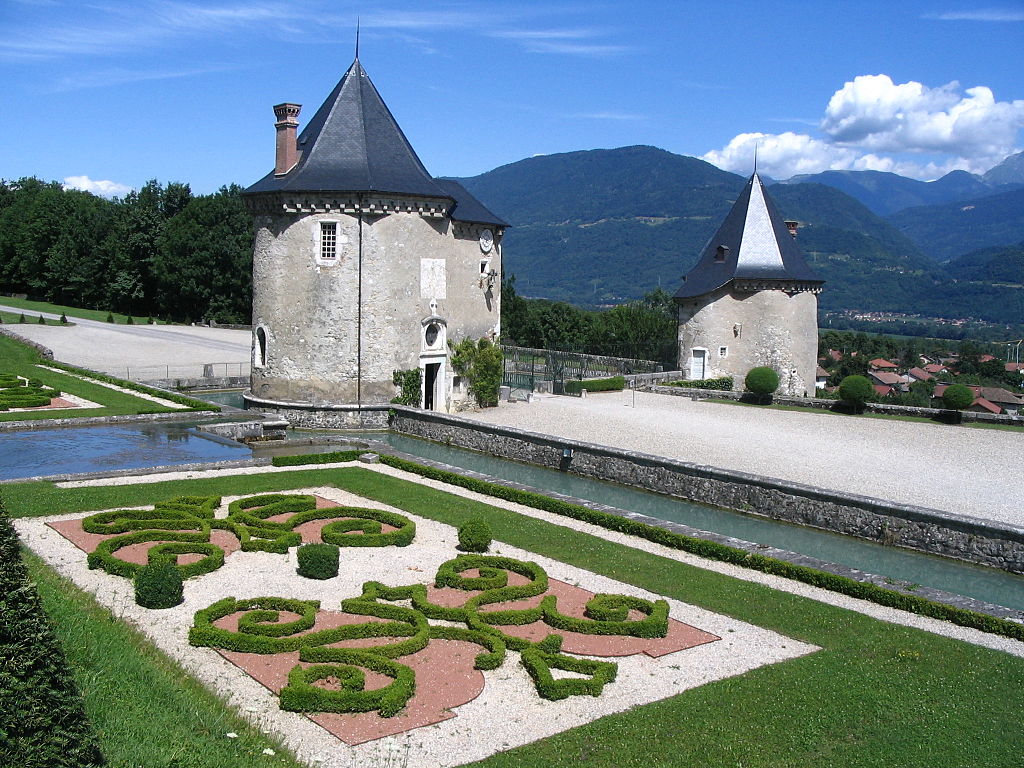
[[784, 220, 799, 238], [273, 103, 301, 176]]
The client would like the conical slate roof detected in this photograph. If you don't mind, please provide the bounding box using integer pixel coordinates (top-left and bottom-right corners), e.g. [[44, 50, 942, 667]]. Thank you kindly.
[[674, 173, 822, 299], [245, 59, 506, 227]]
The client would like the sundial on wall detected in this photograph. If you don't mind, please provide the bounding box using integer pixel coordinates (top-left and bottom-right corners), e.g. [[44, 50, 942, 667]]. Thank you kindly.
[[479, 229, 493, 253]]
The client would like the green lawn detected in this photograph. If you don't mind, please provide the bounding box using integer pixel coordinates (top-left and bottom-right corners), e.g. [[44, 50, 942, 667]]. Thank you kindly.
[[0, 296, 164, 325], [0, 310, 67, 325], [6, 466, 1022, 768], [0, 334, 208, 421]]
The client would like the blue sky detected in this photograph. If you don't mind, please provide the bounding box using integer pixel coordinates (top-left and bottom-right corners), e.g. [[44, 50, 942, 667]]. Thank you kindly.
[[2, 0, 1022, 196]]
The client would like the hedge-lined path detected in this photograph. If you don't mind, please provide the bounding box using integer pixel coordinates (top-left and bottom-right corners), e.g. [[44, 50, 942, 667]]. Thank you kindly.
[[16, 478, 814, 768], [462, 390, 1023, 526]]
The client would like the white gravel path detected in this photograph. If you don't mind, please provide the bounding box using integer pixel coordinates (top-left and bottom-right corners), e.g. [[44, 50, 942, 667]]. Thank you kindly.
[[461, 391, 1023, 527], [16, 476, 816, 768]]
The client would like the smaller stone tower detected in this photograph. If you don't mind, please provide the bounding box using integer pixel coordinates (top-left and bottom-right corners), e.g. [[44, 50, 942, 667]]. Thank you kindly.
[[674, 173, 824, 397]]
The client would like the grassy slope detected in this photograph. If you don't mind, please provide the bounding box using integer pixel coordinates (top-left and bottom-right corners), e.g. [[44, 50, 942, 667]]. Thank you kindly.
[[6, 467, 1022, 768], [0, 334, 183, 421], [0, 296, 164, 324]]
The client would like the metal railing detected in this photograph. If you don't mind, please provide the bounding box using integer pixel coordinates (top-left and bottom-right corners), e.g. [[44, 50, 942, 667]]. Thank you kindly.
[[99, 361, 252, 382]]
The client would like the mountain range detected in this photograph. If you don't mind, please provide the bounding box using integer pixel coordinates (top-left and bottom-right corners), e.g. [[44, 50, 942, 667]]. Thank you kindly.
[[453, 147, 1024, 325]]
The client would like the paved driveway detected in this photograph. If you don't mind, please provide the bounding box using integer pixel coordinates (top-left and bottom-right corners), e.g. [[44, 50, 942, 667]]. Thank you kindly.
[[1, 304, 251, 379]]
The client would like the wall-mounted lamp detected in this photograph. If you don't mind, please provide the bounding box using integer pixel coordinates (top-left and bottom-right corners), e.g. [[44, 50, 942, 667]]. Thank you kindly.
[[562, 447, 574, 459]]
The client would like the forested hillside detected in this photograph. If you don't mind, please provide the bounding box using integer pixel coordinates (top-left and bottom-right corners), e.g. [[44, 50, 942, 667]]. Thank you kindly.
[[0, 178, 252, 323]]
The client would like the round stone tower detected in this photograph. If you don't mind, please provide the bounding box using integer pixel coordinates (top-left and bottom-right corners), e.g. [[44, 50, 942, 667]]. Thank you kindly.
[[674, 173, 824, 397], [242, 58, 506, 426]]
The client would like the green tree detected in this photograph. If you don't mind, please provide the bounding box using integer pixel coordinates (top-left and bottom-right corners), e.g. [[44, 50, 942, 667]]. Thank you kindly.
[[744, 366, 780, 403], [838, 374, 874, 413], [450, 337, 503, 407], [942, 383, 975, 411]]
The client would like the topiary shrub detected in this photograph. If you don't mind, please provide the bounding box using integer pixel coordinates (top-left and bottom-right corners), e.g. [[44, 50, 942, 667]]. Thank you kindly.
[[126, 316, 134, 325], [942, 383, 974, 411], [134, 560, 184, 609], [19, 313, 26, 323], [563, 375, 625, 395], [296, 543, 340, 580], [147, 316, 155, 325], [457, 518, 492, 553], [105, 312, 114, 323], [37, 314, 45, 324], [744, 366, 779, 403], [838, 375, 874, 413], [59, 313, 67, 324]]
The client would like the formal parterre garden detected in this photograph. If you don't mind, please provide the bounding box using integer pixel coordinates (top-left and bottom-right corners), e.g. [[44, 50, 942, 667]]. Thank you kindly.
[[0, 334, 216, 421], [3, 458, 1023, 768]]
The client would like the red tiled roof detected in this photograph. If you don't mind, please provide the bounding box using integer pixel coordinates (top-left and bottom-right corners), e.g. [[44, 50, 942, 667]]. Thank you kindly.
[[872, 384, 894, 396], [923, 363, 946, 374], [907, 367, 934, 381], [970, 397, 1001, 414], [979, 354, 996, 363], [977, 387, 1024, 406], [1006, 363, 1024, 372], [816, 365, 829, 378], [869, 358, 897, 369], [828, 350, 843, 362], [869, 370, 903, 386]]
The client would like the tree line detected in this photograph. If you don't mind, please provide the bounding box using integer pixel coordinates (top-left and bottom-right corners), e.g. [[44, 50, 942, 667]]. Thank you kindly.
[[0, 177, 253, 323]]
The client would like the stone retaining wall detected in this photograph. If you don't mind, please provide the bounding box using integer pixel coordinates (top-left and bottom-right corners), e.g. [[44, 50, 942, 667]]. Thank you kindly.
[[388, 406, 1024, 573], [242, 391, 390, 428]]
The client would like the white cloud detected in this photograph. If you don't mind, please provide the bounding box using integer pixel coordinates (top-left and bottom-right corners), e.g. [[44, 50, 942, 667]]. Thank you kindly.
[[928, 9, 1024, 21], [821, 74, 1024, 158], [63, 176, 133, 198], [704, 75, 1024, 180]]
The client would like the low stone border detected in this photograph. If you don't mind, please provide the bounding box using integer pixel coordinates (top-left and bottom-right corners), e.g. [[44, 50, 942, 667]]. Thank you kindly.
[[389, 407, 1024, 573], [243, 391, 390, 429], [0, 409, 255, 432]]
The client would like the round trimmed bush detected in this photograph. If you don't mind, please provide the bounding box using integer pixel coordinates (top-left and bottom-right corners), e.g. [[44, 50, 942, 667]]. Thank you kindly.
[[457, 518, 492, 553], [60, 313, 68, 324], [134, 561, 184, 609], [942, 383, 975, 411], [744, 366, 780, 402], [297, 543, 340, 579], [838, 375, 874, 413]]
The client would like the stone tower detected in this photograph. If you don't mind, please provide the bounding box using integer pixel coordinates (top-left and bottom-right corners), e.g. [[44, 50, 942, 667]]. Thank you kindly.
[[242, 57, 506, 426], [674, 173, 823, 397]]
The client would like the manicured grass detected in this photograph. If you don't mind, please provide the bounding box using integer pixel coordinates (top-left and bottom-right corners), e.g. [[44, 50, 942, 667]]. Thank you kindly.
[[22, 548, 304, 768], [0, 334, 205, 421], [6, 467, 1023, 767], [0, 296, 162, 325]]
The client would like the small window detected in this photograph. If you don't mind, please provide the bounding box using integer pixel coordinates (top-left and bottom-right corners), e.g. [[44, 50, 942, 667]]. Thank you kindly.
[[715, 245, 729, 262], [255, 327, 268, 368], [480, 259, 489, 275], [718, 346, 728, 358], [320, 222, 338, 260], [424, 323, 441, 348]]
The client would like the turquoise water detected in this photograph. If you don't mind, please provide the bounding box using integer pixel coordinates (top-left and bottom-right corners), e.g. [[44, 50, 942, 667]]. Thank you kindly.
[[194, 390, 246, 408], [329, 430, 1024, 611], [0, 422, 250, 480]]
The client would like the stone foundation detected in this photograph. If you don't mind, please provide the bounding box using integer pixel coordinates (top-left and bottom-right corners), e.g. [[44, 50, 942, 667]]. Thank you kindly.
[[243, 391, 390, 429]]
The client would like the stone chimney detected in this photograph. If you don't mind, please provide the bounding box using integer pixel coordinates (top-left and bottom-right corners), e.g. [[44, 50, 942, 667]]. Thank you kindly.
[[273, 103, 301, 176], [784, 220, 798, 239]]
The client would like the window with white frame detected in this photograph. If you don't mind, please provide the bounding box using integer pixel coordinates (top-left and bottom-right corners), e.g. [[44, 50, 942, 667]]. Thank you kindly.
[[718, 346, 728, 358]]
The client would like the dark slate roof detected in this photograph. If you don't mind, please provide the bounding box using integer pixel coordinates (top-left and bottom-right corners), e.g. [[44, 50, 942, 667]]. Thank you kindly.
[[246, 58, 444, 197], [674, 173, 823, 299], [433, 179, 508, 227]]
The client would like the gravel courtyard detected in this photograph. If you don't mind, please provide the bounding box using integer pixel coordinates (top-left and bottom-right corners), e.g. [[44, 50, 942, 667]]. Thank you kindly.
[[460, 390, 1022, 528]]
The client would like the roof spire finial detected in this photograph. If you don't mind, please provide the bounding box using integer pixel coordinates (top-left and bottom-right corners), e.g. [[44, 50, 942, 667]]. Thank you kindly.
[[355, 17, 360, 60], [753, 140, 759, 176]]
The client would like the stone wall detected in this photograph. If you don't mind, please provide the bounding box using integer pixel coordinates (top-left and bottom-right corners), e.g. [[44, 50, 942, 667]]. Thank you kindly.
[[388, 406, 1024, 573], [0, 328, 55, 359], [243, 392, 390, 429]]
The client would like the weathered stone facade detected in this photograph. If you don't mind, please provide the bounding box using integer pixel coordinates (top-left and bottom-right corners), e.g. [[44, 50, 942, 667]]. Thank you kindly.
[[248, 200, 500, 409], [677, 285, 819, 396]]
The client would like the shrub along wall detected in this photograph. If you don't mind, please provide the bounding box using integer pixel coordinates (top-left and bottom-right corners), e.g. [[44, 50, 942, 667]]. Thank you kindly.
[[0, 501, 105, 767], [564, 375, 625, 395]]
